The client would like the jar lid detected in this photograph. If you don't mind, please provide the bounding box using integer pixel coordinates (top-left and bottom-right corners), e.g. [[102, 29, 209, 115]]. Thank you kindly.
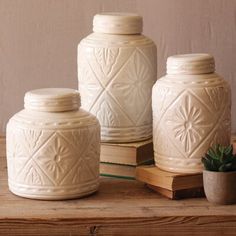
[[167, 53, 215, 75], [93, 12, 143, 34], [24, 88, 81, 112]]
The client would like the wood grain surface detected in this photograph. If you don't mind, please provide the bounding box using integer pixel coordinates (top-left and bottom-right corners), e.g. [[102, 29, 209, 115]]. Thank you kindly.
[[1, 141, 236, 235]]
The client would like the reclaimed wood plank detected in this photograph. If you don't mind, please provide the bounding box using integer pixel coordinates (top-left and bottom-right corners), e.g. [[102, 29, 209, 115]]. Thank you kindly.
[[1, 137, 236, 235]]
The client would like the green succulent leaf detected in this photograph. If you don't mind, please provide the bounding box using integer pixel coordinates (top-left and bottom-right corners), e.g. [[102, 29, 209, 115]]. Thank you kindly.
[[219, 163, 232, 172], [202, 157, 212, 171], [202, 144, 236, 172], [207, 147, 217, 159], [225, 145, 233, 155]]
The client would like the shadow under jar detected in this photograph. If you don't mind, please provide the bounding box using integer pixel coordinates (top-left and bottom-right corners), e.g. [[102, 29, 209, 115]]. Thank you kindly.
[[152, 54, 231, 174], [6, 88, 100, 200]]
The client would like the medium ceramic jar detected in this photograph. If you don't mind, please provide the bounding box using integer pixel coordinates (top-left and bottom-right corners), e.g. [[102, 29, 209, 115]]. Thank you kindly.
[[152, 54, 231, 174], [6, 88, 100, 200], [78, 12, 157, 142]]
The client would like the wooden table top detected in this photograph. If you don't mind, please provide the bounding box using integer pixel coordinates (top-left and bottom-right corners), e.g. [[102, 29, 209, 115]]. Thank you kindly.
[[1, 137, 236, 235]]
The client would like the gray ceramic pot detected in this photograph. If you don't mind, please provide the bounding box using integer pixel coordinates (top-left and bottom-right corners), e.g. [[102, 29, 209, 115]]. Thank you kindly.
[[203, 170, 236, 205]]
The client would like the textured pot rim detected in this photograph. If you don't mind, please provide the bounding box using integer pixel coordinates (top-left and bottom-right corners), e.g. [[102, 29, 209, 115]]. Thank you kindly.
[[203, 170, 236, 175]]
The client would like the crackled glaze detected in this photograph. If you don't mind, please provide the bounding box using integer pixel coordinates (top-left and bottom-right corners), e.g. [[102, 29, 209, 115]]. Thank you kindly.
[[78, 13, 157, 142], [6, 88, 100, 200], [152, 54, 231, 174]]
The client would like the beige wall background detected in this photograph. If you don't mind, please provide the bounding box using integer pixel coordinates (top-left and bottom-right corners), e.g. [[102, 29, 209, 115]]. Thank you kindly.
[[0, 0, 236, 133]]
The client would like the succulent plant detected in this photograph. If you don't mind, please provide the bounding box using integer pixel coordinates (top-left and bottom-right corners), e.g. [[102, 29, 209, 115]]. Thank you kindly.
[[202, 144, 236, 172]]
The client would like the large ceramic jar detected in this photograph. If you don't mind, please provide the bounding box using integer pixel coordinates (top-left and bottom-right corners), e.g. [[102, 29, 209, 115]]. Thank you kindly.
[[78, 13, 157, 142], [152, 54, 231, 174], [6, 88, 100, 200]]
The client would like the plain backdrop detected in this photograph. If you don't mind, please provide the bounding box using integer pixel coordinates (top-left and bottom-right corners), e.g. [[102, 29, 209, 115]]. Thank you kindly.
[[0, 0, 235, 133]]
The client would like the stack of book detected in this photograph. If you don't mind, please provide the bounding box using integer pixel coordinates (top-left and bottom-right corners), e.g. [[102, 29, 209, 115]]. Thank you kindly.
[[136, 165, 204, 199], [135, 137, 236, 199], [100, 139, 154, 179]]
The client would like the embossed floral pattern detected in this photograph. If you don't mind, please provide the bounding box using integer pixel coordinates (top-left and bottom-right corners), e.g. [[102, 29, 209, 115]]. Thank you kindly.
[[108, 50, 154, 124], [35, 134, 74, 183], [7, 128, 100, 194], [7, 107, 100, 198], [94, 48, 119, 76], [113, 51, 151, 100], [78, 41, 156, 141], [205, 87, 223, 111], [25, 167, 42, 185], [167, 96, 207, 153], [96, 97, 120, 126], [152, 70, 231, 173]]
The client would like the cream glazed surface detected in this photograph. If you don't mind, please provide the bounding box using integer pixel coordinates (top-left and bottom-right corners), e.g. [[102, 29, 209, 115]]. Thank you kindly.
[[7, 88, 100, 200], [152, 54, 231, 173], [78, 13, 157, 142]]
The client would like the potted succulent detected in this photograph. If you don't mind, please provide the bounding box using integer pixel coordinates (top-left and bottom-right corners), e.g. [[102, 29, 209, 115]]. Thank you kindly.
[[202, 144, 236, 205]]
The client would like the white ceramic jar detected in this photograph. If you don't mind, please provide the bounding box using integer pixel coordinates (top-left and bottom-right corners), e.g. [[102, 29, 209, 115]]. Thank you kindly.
[[6, 88, 100, 200], [152, 54, 231, 173], [78, 13, 157, 142]]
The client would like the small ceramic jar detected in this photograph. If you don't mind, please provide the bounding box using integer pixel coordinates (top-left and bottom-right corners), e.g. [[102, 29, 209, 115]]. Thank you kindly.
[[152, 54, 231, 173], [78, 12, 157, 142], [6, 88, 100, 200]]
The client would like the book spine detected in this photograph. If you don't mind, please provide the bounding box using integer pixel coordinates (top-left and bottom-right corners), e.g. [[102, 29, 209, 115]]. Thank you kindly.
[[100, 173, 135, 180]]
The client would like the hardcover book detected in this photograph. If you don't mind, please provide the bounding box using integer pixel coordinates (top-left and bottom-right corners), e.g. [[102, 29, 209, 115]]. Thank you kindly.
[[100, 139, 153, 166], [136, 165, 203, 191]]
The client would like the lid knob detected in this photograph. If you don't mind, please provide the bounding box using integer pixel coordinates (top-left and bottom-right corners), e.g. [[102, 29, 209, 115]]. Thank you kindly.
[[24, 88, 81, 112], [93, 12, 143, 35], [167, 53, 215, 75]]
